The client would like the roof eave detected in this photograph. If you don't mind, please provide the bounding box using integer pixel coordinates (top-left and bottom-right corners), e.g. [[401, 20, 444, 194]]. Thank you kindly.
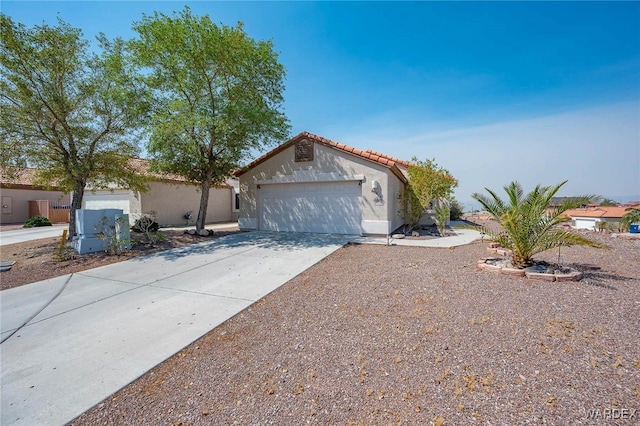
[[236, 132, 410, 180]]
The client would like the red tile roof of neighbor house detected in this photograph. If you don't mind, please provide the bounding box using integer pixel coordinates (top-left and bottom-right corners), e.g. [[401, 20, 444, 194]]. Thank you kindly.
[[235, 132, 411, 180], [565, 206, 632, 219], [0, 167, 63, 190], [129, 158, 190, 184], [1, 160, 233, 190]]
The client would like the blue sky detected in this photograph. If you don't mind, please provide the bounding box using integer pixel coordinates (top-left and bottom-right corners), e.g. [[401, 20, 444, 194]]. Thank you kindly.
[[3, 1, 639, 206]]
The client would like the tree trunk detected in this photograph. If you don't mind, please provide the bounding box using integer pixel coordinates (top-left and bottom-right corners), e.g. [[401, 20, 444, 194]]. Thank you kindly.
[[196, 179, 211, 233], [68, 182, 85, 241]]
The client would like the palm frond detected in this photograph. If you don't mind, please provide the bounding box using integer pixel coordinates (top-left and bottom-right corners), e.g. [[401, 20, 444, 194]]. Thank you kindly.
[[504, 181, 523, 208]]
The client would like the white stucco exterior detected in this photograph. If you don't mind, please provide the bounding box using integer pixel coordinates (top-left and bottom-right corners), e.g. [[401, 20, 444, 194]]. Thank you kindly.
[[237, 135, 408, 236], [573, 217, 599, 231]]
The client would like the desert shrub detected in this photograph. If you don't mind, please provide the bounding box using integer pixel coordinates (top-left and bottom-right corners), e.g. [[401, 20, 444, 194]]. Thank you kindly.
[[449, 199, 464, 220], [131, 211, 164, 247], [433, 198, 450, 236], [24, 215, 52, 228], [131, 216, 159, 233], [96, 215, 131, 256]]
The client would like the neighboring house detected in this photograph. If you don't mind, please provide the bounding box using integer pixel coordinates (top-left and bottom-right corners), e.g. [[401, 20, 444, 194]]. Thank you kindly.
[[0, 168, 70, 224], [82, 159, 239, 227], [235, 132, 411, 236], [1, 160, 239, 227], [564, 206, 635, 231]]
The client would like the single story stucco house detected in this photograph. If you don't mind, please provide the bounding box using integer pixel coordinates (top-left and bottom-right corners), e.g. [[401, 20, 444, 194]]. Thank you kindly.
[[82, 159, 239, 227], [235, 132, 411, 236], [565, 205, 638, 231], [0, 168, 70, 224], [1, 160, 239, 227]]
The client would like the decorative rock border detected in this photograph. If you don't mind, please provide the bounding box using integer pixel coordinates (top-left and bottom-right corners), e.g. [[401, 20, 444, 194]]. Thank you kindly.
[[478, 240, 588, 282], [486, 244, 512, 257], [477, 258, 583, 282]]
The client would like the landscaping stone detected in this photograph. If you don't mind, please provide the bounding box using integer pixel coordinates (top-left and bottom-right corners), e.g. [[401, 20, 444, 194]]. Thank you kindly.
[[554, 271, 583, 282], [525, 271, 556, 282], [495, 249, 512, 257], [479, 256, 586, 282], [500, 267, 526, 277], [477, 262, 502, 272]]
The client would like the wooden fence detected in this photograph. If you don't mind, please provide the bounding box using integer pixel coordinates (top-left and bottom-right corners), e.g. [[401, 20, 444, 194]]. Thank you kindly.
[[28, 200, 70, 223]]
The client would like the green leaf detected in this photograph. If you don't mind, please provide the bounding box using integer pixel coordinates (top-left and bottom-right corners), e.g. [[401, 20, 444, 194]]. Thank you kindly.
[[128, 6, 290, 231]]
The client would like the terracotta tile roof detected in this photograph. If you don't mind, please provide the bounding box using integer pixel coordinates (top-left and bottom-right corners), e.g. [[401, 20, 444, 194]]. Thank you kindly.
[[235, 132, 410, 181], [0, 167, 63, 190], [1, 159, 233, 189], [362, 149, 412, 168], [565, 206, 632, 219], [129, 158, 188, 183]]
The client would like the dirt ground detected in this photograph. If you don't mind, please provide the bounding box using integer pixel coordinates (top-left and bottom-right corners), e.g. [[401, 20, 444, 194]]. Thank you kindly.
[[0, 226, 242, 291], [69, 231, 639, 425]]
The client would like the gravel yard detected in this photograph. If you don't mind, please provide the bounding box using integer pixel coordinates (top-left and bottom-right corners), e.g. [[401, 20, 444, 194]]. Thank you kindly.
[[70, 232, 640, 425]]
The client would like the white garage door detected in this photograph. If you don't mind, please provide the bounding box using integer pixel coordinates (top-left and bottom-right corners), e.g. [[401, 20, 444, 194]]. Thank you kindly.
[[83, 191, 130, 215], [259, 182, 362, 235], [574, 218, 597, 230]]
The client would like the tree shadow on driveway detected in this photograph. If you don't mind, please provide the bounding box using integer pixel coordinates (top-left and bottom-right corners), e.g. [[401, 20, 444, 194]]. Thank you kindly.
[[128, 230, 356, 262]]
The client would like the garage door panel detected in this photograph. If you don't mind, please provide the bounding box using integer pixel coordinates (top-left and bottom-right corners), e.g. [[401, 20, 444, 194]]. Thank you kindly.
[[83, 192, 130, 215], [259, 182, 361, 235]]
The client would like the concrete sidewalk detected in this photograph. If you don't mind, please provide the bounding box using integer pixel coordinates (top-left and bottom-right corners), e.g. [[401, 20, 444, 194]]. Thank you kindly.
[[0, 231, 353, 426], [0, 225, 68, 246], [353, 226, 483, 248], [0, 222, 239, 246]]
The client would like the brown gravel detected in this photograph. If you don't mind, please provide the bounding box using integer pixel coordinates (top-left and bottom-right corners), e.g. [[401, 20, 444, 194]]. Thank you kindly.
[[0, 228, 242, 290], [68, 232, 640, 425]]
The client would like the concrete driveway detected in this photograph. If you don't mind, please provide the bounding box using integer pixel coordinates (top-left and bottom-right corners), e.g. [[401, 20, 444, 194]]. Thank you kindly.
[[0, 231, 354, 426], [0, 225, 68, 246]]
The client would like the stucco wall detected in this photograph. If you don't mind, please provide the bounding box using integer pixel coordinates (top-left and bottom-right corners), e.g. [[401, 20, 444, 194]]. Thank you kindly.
[[83, 190, 140, 219], [141, 181, 235, 227], [386, 171, 406, 234], [238, 143, 406, 235], [0, 188, 69, 224], [573, 217, 621, 231]]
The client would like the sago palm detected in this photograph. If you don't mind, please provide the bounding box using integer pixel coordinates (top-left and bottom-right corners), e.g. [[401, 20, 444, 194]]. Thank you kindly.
[[472, 181, 606, 267]]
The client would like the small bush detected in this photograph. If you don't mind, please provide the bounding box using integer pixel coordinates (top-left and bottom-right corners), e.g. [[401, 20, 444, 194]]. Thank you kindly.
[[24, 215, 52, 228], [96, 216, 131, 256], [131, 216, 159, 233]]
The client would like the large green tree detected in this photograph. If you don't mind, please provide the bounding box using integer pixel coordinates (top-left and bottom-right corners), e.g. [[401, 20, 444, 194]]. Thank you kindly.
[[400, 157, 458, 230], [0, 15, 148, 238], [472, 181, 605, 267], [129, 7, 290, 232]]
